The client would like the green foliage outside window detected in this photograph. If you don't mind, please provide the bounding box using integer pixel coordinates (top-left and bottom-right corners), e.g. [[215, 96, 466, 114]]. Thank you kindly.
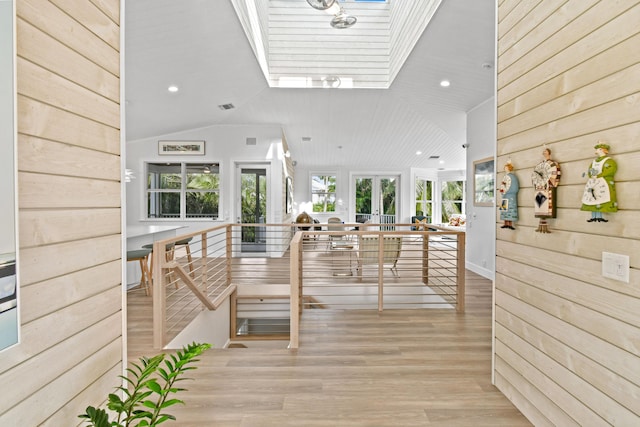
[[355, 177, 372, 215], [241, 172, 267, 242], [311, 174, 336, 212], [187, 172, 219, 217], [379, 178, 396, 215], [441, 180, 464, 223], [147, 163, 219, 219], [415, 178, 433, 218]]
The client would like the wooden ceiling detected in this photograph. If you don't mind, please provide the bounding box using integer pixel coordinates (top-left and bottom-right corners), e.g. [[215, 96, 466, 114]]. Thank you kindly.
[[125, 0, 496, 170]]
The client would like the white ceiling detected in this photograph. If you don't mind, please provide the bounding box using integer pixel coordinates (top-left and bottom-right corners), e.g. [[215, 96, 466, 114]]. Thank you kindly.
[[124, 0, 496, 171]]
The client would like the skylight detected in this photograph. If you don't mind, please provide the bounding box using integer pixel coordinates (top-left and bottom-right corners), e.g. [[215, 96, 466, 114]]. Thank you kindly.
[[232, 0, 442, 89]]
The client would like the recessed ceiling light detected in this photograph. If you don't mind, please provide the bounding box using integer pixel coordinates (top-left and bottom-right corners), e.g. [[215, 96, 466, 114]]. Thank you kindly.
[[416, 151, 422, 155], [439, 160, 445, 164], [167, 85, 179, 93], [440, 80, 450, 87]]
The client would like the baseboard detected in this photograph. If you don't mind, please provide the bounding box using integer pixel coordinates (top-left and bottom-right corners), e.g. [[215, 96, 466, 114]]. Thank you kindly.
[[466, 261, 494, 280]]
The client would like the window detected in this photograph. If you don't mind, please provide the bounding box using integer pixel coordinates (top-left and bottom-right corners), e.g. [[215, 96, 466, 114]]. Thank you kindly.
[[146, 162, 220, 219], [441, 180, 465, 223], [311, 174, 336, 213], [415, 177, 433, 219]]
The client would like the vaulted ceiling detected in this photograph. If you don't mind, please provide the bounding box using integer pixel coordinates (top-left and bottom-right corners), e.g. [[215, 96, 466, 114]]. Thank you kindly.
[[124, 0, 496, 171]]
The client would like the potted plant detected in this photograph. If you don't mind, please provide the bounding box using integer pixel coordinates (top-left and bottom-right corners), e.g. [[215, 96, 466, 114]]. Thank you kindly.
[[79, 342, 211, 427]]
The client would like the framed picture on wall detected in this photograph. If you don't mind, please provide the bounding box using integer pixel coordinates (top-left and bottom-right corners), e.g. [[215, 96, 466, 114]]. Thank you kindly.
[[158, 140, 205, 155], [285, 176, 293, 213], [473, 157, 495, 206]]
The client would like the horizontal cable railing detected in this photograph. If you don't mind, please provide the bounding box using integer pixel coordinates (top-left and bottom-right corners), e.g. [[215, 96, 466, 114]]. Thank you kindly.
[[295, 225, 464, 311], [148, 222, 464, 349], [150, 224, 295, 348]]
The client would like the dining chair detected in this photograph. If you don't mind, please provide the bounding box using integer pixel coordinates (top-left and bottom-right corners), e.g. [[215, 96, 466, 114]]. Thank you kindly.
[[142, 242, 177, 288], [174, 236, 194, 277]]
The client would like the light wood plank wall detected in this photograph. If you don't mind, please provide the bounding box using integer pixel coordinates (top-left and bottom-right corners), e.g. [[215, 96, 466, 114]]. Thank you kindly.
[[496, 1, 640, 425], [0, 0, 122, 425], [282, 130, 293, 223]]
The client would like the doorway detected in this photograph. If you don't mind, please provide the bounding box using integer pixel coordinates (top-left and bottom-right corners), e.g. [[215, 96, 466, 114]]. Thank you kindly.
[[353, 175, 399, 227], [236, 164, 269, 253]]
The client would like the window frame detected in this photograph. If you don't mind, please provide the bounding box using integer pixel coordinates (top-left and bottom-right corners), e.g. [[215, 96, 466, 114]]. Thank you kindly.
[[414, 176, 434, 221], [145, 162, 221, 221], [310, 172, 337, 213], [441, 180, 466, 223]]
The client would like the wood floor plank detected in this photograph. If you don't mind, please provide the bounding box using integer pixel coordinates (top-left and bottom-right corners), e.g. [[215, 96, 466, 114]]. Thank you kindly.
[[127, 270, 532, 426]]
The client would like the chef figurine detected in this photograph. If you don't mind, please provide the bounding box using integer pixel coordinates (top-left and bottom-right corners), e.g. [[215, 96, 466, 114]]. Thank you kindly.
[[581, 141, 617, 222], [499, 160, 519, 230]]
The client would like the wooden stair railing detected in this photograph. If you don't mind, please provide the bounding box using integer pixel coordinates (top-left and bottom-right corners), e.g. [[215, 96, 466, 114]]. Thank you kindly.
[[163, 260, 235, 310]]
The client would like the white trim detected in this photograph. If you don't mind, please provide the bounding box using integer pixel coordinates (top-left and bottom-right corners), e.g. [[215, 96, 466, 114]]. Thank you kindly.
[[120, 0, 128, 373]]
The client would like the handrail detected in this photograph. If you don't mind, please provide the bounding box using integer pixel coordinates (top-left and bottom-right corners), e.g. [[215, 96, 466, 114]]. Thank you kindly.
[[144, 222, 465, 349], [289, 231, 303, 349], [151, 224, 230, 349]]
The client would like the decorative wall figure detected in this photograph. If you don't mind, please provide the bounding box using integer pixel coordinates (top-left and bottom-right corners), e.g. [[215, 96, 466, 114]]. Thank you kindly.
[[499, 161, 519, 230], [581, 141, 617, 223], [531, 147, 561, 233]]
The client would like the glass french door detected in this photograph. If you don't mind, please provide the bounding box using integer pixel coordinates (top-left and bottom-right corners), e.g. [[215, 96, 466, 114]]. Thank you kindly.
[[353, 175, 399, 227], [236, 165, 268, 253]]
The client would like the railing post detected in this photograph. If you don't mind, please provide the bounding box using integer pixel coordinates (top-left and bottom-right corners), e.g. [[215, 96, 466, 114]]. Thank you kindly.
[[422, 231, 429, 284], [230, 288, 238, 340], [201, 231, 208, 292], [456, 232, 466, 313], [226, 225, 232, 286], [289, 232, 302, 349], [378, 232, 384, 312], [152, 241, 167, 350]]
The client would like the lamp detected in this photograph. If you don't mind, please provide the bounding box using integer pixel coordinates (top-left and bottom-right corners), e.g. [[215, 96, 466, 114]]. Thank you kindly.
[[331, 8, 357, 29], [306, 0, 336, 10], [306, 0, 357, 29]]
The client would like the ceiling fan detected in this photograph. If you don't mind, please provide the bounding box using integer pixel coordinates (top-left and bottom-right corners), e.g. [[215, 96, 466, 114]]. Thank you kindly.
[[306, 0, 337, 10], [306, 0, 357, 28]]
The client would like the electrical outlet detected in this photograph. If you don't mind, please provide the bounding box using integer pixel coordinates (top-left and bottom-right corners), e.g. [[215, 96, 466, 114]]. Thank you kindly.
[[602, 252, 630, 283]]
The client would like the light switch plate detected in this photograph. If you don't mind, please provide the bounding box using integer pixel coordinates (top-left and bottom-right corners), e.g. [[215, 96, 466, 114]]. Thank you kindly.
[[602, 252, 630, 283]]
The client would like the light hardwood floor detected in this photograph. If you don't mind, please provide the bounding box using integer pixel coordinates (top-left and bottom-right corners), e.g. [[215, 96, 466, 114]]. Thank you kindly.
[[127, 270, 532, 426]]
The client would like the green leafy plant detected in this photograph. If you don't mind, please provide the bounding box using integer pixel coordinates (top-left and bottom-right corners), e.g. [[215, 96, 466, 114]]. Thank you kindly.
[[79, 342, 211, 427]]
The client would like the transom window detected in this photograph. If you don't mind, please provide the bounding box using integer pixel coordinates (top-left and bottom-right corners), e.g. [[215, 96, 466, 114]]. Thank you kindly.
[[146, 162, 220, 220], [311, 174, 336, 213]]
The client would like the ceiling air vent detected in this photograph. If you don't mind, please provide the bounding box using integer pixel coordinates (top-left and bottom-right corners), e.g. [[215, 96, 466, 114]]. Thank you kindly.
[[429, 155, 440, 159], [246, 137, 257, 146], [302, 137, 312, 142], [218, 103, 235, 110]]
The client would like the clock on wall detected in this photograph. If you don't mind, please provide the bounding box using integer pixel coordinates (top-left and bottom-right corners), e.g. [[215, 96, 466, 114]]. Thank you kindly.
[[532, 161, 551, 189], [582, 177, 610, 205], [530, 148, 561, 233], [531, 158, 560, 217]]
